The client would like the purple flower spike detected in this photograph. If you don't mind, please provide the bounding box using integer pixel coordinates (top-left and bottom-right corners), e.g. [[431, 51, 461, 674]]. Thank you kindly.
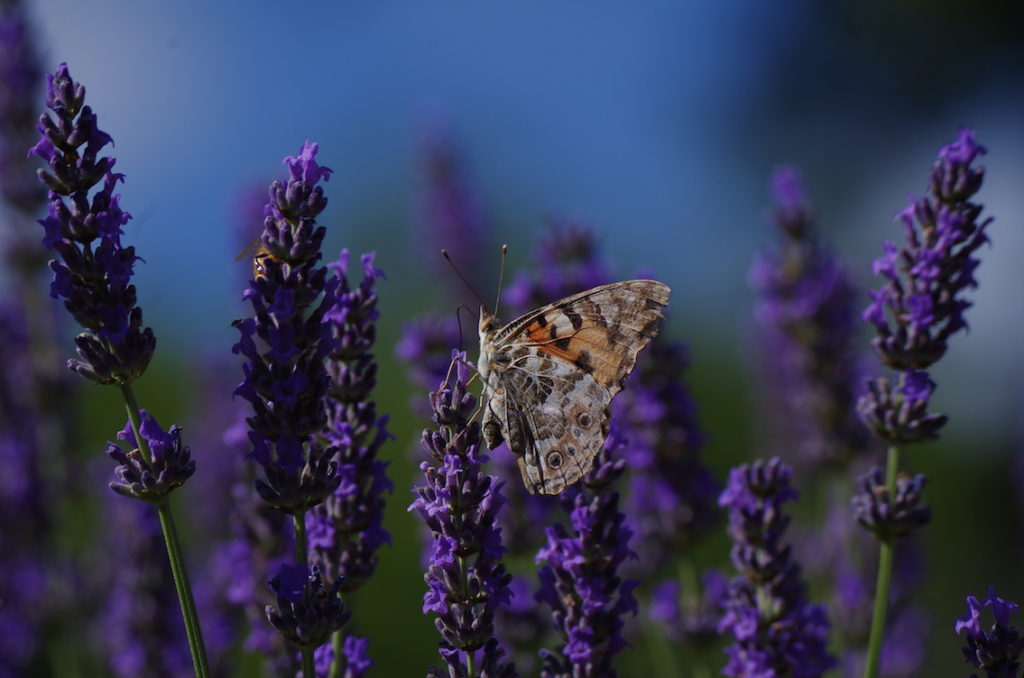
[[265, 563, 350, 650], [233, 141, 340, 514], [410, 350, 517, 677], [28, 62, 155, 385], [536, 427, 638, 678], [751, 165, 869, 465], [106, 410, 195, 503], [852, 467, 931, 542], [956, 587, 1023, 678], [858, 129, 991, 444], [718, 457, 835, 677], [307, 250, 393, 592], [0, 0, 46, 224]]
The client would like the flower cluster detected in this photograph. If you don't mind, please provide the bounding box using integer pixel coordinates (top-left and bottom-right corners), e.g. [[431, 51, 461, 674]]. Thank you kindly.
[[750, 165, 868, 465], [307, 250, 392, 592], [535, 427, 638, 678], [29, 62, 154, 385], [718, 457, 834, 676], [266, 563, 350, 650], [859, 129, 990, 442], [0, 0, 46, 226], [852, 466, 931, 542], [956, 587, 1023, 678], [106, 410, 195, 504], [648, 570, 728, 648], [410, 351, 517, 677], [233, 141, 340, 513]]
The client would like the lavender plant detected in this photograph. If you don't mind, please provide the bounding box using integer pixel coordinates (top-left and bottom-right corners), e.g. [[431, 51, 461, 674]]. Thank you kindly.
[[307, 249, 392, 676], [857, 128, 991, 678], [411, 350, 517, 678], [956, 587, 1023, 678], [535, 425, 638, 678], [751, 165, 868, 467], [718, 457, 834, 677], [28, 62, 208, 676], [232, 140, 349, 677]]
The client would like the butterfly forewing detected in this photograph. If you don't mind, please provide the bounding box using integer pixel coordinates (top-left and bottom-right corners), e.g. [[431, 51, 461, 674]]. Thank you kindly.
[[479, 279, 670, 495]]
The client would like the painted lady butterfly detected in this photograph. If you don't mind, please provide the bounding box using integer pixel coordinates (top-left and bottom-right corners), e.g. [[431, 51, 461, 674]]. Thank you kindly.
[[477, 279, 670, 494]]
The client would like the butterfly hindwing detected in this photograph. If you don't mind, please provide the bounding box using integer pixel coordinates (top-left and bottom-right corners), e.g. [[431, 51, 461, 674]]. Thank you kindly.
[[479, 279, 670, 495]]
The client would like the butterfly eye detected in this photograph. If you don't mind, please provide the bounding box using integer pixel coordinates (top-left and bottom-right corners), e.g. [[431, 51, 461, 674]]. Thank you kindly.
[[576, 412, 593, 428], [546, 451, 562, 469]]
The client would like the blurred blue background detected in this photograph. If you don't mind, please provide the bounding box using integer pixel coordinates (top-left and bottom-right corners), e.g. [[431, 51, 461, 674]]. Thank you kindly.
[[16, 1, 1024, 675]]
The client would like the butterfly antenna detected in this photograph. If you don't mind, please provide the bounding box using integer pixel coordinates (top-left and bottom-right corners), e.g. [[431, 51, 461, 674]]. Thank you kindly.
[[493, 243, 508, 316], [441, 249, 487, 309]]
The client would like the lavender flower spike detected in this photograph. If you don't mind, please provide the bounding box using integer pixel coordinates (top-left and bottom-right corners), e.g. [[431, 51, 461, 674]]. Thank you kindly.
[[307, 250, 392, 591], [233, 140, 341, 515], [718, 457, 834, 677], [956, 587, 1023, 678], [410, 350, 517, 678], [107, 409, 195, 503], [536, 425, 638, 678], [858, 129, 991, 443], [28, 62, 154, 385]]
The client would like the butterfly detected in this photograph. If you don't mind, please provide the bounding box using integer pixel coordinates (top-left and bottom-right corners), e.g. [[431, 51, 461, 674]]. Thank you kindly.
[[477, 279, 670, 495]]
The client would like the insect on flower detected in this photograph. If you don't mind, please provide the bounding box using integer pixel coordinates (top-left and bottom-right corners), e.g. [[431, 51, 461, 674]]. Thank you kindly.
[[235, 236, 278, 280]]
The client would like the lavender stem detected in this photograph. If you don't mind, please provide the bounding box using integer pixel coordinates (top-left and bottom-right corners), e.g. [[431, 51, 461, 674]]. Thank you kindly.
[[329, 631, 344, 678], [119, 383, 209, 678], [862, 444, 900, 678], [292, 511, 315, 678]]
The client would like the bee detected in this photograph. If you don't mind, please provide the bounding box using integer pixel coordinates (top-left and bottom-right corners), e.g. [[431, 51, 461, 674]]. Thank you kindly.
[[235, 237, 277, 280]]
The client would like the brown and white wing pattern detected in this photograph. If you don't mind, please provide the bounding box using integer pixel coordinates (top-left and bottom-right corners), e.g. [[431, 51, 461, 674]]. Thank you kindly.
[[481, 279, 670, 494]]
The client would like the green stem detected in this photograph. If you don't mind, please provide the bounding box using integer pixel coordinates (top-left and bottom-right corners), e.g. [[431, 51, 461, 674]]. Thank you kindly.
[[329, 630, 345, 678], [862, 445, 900, 678], [120, 385, 210, 678], [293, 512, 315, 678]]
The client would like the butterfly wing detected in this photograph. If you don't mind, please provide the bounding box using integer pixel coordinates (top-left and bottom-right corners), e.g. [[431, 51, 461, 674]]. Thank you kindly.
[[488, 279, 670, 494]]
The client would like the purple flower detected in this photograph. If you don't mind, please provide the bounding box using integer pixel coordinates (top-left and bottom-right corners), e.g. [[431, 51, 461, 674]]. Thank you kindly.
[[414, 118, 488, 302], [106, 409, 195, 503], [28, 62, 155, 385], [648, 569, 727, 647], [611, 337, 719, 571], [751, 165, 869, 465], [535, 426, 638, 678], [100, 495, 190, 678], [410, 350, 517, 676], [266, 563, 350, 650], [0, 0, 45, 221], [233, 140, 340, 514], [307, 250, 393, 592], [858, 129, 991, 442], [718, 458, 835, 677], [503, 221, 612, 313], [956, 587, 1023, 678], [852, 466, 930, 542]]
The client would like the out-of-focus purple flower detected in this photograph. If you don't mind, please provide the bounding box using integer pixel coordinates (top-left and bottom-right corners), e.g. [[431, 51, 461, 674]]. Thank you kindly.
[[536, 426, 638, 678], [956, 587, 1023, 678], [751, 165, 869, 465], [0, 0, 46, 225], [28, 62, 155, 385], [232, 140, 340, 514], [648, 569, 727, 647], [414, 118, 488, 301], [106, 409, 195, 503], [612, 337, 719, 571], [852, 466, 930, 542], [0, 301, 49, 677], [410, 350, 517, 677], [503, 221, 612, 313], [266, 563, 350, 650], [858, 129, 991, 442], [101, 495, 191, 678], [307, 250, 392, 593], [718, 457, 834, 677]]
